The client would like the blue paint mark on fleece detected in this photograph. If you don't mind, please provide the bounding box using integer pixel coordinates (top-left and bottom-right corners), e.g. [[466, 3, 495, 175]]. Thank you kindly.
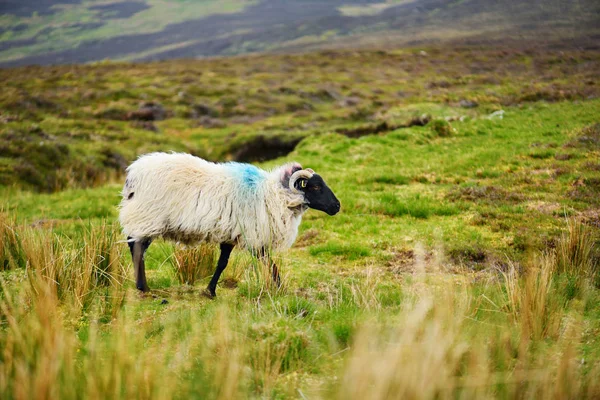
[[225, 162, 266, 191]]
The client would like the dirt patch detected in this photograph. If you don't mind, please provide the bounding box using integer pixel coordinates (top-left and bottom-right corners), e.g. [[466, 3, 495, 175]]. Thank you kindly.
[[448, 247, 488, 270], [220, 278, 238, 289], [126, 102, 167, 121], [526, 201, 562, 215], [406, 114, 431, 127], [386, 249, 419, 273], [30, 219, 62, 229], [195, 116, 227, 129], [564, 123, 600, 149], [131, 120, 159, 132], [336, 121, 398, 138], [579, 209, 600, 228], [584, 162, 600, 171], [190, 103, 218, 118], [552, 166, 570, 176], [295, 229, 320, 247], [231, 135, 303, 162], [569, 177, 600, 205], [554, 153, 575, 161], [385, 247, 487, 273], [508, 86, 596, 105], [447, 185, 524, 203], [336, 115, 431, 139], [427, 80, 452, 89]]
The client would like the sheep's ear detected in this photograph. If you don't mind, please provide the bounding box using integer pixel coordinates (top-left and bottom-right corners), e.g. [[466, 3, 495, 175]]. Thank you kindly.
[[281, 163, 302, 188]]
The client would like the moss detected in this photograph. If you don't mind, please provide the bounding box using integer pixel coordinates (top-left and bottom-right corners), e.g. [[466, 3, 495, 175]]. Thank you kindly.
[[430, 119, 454, 137]]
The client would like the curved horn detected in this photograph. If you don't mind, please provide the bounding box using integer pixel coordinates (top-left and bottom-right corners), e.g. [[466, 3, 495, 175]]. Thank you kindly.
[[289, 169, 314, 193]]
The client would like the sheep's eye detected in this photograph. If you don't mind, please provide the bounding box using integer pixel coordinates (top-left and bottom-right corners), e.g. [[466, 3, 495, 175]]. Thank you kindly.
[[310, 185, 321, 191]]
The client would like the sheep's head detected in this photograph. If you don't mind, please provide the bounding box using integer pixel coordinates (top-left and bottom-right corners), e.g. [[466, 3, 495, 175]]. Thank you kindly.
[[289, 167, 341, 216]]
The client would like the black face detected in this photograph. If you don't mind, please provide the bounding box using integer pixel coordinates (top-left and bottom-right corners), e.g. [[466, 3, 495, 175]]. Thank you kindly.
[[295, 174, 340, 216]]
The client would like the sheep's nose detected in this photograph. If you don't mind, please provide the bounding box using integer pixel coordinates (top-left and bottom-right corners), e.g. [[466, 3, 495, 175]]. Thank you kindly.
[[328, 202, 341, 215]]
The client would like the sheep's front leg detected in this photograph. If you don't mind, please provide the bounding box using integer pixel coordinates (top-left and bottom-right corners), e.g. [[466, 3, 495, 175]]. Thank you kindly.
[[207, 243, 234, 298], [260, 247, 281, 287], [127, 237, 152, 292]]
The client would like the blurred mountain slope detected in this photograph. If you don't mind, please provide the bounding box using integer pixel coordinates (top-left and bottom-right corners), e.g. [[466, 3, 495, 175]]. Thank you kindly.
[[0, 0, 598, 67]]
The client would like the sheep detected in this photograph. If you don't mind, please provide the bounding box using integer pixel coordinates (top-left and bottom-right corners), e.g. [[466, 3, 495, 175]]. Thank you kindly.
[[119, 152, 340, 297]]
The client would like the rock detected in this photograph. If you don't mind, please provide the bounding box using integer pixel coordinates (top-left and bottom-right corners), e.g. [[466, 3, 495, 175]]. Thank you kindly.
[[459, 99, 479, 108], [131, 120, 159, 132], [196, 116, 226, 129], [427, 80, 451, 89], [100, 149, 128, 170], [277, 86, 296, 94], [232, 135, 302, 162], [126, 101, 166, 121], [406, 114, 431, 127], [0, 114, 18, 123], [192, 103, 217, 118], [339, 96, 361, 107], [487, 110, 505, 120]]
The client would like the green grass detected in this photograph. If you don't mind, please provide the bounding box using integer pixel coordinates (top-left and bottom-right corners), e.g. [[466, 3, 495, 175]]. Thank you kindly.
[[309, 242, 371, 260]]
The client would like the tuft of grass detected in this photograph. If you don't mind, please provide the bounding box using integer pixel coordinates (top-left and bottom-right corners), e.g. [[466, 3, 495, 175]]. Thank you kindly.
[[170, 243, 218, 285], [19, 221, 127, 311], [348, 267, 381, 311], [430, 119, 454, 137], [238, 253, 287, 299], [521, 253, 562, 341], [0, 213, 26, 271], [556, 218, 598, 279], [529, 149, 555, 159]]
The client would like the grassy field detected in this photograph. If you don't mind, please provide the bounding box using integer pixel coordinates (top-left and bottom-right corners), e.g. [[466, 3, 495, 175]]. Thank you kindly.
[[1, 43, 600, 398]]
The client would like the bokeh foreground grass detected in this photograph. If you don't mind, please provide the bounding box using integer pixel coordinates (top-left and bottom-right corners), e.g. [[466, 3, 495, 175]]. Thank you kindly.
[[0, 213, 599, 398]]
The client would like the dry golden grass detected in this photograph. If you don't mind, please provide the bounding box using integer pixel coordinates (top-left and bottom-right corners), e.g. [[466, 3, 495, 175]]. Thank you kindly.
[[557, 218, 598, 278], [0, 212, 25, 271], [170, 243, 218, 285], [0, 215, 599, 399]]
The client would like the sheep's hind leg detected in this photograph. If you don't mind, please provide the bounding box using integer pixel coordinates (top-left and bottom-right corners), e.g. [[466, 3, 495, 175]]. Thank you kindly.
[[207, 243, 234, 298], [128, 237, 152, 292], [260, 247, 281, 288], [271, 263, 281, 287]]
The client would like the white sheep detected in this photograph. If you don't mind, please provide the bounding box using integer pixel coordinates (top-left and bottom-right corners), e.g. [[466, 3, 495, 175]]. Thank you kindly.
[[119, 152, 340, 296]]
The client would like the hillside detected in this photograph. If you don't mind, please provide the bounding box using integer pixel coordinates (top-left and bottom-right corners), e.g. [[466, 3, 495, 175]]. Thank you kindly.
[[1, 0, 599, 67]]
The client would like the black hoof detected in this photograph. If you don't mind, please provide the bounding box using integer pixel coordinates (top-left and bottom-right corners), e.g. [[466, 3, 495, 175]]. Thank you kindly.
[[203, 287, 216, 299]]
